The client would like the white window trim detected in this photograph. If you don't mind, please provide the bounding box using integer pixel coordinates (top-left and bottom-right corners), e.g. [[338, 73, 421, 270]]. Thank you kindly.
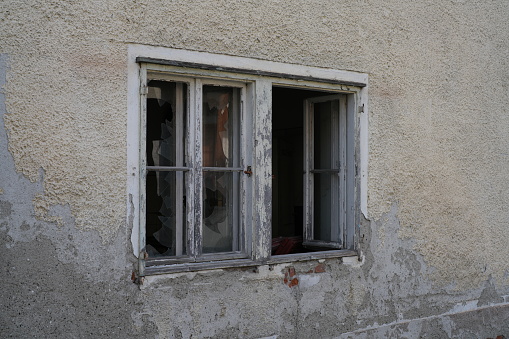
[[127, 45, 368, 276]]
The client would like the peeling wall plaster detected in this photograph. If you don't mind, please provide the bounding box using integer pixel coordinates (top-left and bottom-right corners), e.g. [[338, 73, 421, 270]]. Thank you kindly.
[[1, 0, 509, 288], [1, 0, 509, 336], [2, 34, 127, 240]]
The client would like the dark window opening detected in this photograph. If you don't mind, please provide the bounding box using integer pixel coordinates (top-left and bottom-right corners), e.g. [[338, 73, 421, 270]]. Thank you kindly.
[[272, 86, 334, 255]]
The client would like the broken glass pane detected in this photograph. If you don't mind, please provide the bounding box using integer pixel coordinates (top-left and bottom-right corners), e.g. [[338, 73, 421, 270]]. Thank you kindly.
[[145, 79, 187, 258], [201, 85, 240, 254], [202, 86, 239, 168], [145, 171, 187, 257], [146, 80, 187, 167], [202, 171, 239, 253]]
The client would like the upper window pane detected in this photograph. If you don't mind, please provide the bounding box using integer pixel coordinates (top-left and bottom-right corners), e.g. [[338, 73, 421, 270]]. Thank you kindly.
[[202, 86, 240, 168], [146, 80, 187, 167], [313, 100, 339, 170]]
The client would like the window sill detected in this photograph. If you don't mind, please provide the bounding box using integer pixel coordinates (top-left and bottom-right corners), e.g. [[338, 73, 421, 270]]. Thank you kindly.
[[142, 250, 358, 276], [267, 249, 358, 265], [144, 259, 259, 275]]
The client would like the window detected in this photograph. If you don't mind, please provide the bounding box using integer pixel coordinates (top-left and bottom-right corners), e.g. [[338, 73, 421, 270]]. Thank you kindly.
[[128, 47, 367, 276], [140, 72, 252, 270], [272, 88, 355, 255]]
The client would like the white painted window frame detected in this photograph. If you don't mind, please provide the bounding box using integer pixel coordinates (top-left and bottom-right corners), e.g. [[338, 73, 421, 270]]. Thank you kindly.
[[127, 45, 368, 276]]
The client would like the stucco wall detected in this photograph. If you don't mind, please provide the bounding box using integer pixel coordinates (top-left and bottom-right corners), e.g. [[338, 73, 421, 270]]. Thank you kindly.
[[1, 0, 509, 338]]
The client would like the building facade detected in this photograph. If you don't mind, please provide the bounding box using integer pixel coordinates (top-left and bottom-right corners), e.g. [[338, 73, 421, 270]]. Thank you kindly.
[[1, 1, 509, 337]]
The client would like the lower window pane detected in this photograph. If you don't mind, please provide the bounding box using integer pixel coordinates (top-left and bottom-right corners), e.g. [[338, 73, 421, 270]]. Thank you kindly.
[[146, 171, 186, 257], [313, 173, 339, 242], [202, 171, 240, 253]]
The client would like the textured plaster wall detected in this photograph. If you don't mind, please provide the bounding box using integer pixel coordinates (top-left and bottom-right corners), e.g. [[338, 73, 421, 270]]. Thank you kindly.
[[1, 0, 509, 337]]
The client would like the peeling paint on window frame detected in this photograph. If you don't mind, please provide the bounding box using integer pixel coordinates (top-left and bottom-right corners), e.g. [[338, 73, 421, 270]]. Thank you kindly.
[[127, 45, 368, 277]]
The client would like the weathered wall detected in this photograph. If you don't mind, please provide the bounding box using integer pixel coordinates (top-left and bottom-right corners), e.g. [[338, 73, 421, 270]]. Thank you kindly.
[[1, 0, 509, 338]]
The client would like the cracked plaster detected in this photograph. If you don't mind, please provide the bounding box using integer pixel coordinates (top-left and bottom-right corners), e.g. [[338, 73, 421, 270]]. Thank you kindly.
[[1, 0, 508, 288], [1, 0, 509, 337]]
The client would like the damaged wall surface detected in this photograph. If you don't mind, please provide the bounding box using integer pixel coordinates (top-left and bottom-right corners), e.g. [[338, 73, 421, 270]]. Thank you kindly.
[[1, 0, 509, 338]]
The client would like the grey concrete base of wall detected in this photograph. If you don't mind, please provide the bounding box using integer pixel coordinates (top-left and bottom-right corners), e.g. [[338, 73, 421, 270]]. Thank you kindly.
[[336, 303, 509, 339]]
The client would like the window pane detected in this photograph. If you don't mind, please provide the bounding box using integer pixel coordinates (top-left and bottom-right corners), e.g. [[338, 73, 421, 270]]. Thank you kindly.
[[314, 100, 339, 170], [313, 172, 339, 242], [146, 80, 187, 167], [202, 86, 240, 168], [145, 171, 187, 257], [313, 99, 340, 243], [202, 171, 240, 253]]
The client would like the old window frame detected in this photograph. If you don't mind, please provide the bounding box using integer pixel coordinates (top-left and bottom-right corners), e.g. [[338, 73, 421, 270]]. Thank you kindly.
[[127, 46, 368, 276], [141, 70, 252, 266]]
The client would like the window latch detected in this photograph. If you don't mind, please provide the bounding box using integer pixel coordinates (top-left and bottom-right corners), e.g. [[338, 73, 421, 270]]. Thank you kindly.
[[244, 166, 252, 177]]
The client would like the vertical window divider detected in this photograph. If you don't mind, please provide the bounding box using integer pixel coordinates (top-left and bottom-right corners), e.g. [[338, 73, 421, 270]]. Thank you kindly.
[[186, 79, 196, 260], [232, 88, 240, 252], [175, 83, 184, 256], [252, 79, 272, 262], [138, 63, 148, 276], [243, 83, 255, 259], [194, 79, 203, 258], [304, 100, 313, 243], [346, 93, 357, 249], [331, 99, 340, 244], [338, 96, 347, 246]]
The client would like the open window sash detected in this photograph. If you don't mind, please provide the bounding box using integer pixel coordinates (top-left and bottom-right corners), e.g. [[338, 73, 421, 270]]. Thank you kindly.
[[303, 94, 347, 250]]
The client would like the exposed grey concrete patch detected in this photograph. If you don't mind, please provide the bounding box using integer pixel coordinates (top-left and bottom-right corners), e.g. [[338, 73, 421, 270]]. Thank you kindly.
[[341, 204, 507, 333], [140, 268, 298, 338], [335, 303, 509, 338], [0, 234, 158, 338], [417, 317, 450, 338], [0, 200, 12, 218], [477, 276, 503, 307], [1, 54, 130, 283], [19, 221, 30, 231]]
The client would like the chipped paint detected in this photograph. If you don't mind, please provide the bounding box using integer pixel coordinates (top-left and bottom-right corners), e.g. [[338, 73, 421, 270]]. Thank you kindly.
[[1, 0, 509, 337]]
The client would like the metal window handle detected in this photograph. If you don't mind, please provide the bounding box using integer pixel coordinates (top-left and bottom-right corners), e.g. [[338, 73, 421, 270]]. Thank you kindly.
[[244, 166, 252, 177]]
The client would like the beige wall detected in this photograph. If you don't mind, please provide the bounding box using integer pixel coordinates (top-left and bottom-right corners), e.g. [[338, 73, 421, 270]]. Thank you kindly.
[[1, 1, 509, 337]]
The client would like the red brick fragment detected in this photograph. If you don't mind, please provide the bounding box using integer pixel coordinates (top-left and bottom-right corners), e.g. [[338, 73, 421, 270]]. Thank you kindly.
[[288, 278, 299, 288], [314, 264, 326, 273]]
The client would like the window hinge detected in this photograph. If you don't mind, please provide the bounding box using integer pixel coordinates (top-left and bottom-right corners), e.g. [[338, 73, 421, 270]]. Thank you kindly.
[[140, 85, 148, 95], [358, 104, 364, 113], [131, 271, 144, 285]]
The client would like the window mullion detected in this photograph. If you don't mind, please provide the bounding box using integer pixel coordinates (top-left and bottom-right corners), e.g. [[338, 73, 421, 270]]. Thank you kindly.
[[304, 100, 313, 243], [194, 79, 203, 258], [175, 83, 185, 256], [252, 79, 272, 262]]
